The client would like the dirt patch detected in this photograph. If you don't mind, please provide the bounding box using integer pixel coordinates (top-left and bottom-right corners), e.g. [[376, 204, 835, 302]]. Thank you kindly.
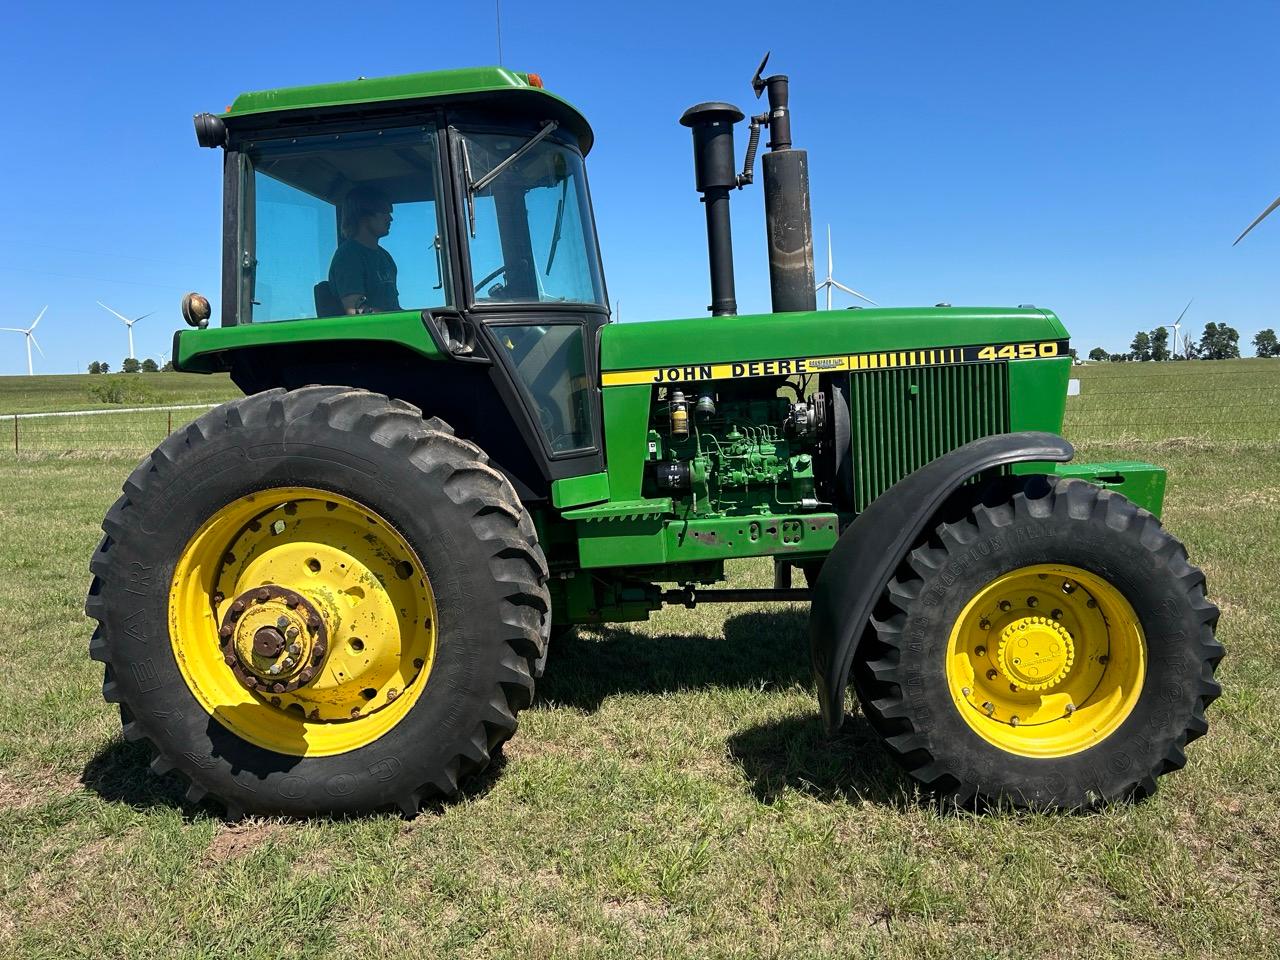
[[204, 820, 284, 864], [0, 768, 81, 809]]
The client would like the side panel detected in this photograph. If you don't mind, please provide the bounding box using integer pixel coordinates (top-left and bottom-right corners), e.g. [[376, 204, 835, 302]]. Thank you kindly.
[[600, 384, 652, 503], [1008, 355, 1070, 432]]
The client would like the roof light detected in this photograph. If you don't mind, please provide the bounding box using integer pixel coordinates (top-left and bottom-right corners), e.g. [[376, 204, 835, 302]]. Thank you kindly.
[[527, 73, 544, 88]]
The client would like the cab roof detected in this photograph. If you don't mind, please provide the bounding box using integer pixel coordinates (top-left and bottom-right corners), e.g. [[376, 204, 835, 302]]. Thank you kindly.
[[222, 66, 594, 154]]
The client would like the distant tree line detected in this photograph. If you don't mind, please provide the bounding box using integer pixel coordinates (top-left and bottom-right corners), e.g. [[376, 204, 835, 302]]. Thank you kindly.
[[88, 358, 174, 374], [1087, 323, 1279, 362]]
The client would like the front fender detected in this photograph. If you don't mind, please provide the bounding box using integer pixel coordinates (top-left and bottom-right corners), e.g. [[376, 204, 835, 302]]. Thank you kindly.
[[809, 432, 1074, 734]]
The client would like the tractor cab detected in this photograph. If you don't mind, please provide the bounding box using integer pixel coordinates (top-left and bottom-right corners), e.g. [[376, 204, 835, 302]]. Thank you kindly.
[[185, 68, 609, 490]]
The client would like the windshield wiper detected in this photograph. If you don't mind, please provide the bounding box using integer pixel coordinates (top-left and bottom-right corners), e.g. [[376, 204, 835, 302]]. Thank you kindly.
[[461, 120, 560, 237], [472, 120, 559, 193], [545, 176, 569, 275]]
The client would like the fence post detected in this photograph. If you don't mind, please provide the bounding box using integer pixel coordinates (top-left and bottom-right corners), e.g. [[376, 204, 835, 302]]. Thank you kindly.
[[167, 410, 172, 437], [12, 414, 15, 454]]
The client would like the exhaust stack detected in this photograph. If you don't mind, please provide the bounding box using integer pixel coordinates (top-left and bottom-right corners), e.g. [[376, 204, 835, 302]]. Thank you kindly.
[[755, 67, 816, 313], [680, 102, 744, 316]]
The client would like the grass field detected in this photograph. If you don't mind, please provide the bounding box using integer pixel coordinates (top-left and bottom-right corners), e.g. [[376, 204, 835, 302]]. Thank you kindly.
[[0, 371, 238, 415], [1, 360, 1277, 958]]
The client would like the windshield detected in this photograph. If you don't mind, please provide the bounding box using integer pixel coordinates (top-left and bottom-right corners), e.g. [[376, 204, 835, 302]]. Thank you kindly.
[[458, 129, 605, 307], [240, 125, 449, 322]]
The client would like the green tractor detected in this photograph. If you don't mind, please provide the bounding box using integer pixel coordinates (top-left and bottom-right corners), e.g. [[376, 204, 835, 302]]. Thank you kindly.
[[86, 58, 1221, 817]]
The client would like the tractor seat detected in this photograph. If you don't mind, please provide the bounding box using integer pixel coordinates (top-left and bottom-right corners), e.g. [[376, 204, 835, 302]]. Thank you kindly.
[[314, 281, 344, 318]]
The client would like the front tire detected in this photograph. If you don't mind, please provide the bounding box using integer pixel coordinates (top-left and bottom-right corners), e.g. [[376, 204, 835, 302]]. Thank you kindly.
[[86, 386, 549, 817], [853, 477, 1222, 809]]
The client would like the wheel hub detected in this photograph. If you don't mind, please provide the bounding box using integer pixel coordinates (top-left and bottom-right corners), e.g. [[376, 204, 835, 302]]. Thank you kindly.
[[998, 616, 1075, 691], [219, 584, 329, 694]]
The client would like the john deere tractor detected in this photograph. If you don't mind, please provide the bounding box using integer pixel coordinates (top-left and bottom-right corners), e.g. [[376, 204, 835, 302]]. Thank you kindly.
[[86, 58, 1222, 817]]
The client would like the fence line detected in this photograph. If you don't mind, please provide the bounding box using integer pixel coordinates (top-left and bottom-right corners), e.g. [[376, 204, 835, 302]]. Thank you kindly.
[[8, 403, 219, 420], [5, 403, 221, 455]]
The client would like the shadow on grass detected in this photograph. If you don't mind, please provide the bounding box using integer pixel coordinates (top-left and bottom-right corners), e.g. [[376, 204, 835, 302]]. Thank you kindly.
[[81, 738, 195, 813], [536, 609, 812, 711], [81, 735, 507, 821], [537, 609, 916, 807], [726, 712, 915, 807]]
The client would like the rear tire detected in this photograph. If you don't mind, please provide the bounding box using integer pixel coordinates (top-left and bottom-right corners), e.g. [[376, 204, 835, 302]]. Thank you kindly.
[[852, 476, 1222, 810], [86, 386, 549, 817]]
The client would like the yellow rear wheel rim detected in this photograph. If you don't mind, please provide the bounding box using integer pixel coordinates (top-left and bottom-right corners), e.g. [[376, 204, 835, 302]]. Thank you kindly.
[[168, 487, 437, 757], [944, 564, 1145, 758]]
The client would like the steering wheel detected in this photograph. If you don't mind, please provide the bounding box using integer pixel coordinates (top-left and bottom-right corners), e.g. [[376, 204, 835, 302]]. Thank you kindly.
[[536, 402, 569, 451], [473, 264, 507, 294]]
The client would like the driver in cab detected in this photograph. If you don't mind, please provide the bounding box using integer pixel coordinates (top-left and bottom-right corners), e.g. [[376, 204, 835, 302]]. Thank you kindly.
[[329, 186, 401, 315]]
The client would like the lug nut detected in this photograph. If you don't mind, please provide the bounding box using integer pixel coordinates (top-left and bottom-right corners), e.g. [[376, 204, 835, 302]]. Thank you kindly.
[[268, 663, 283, 675], [282, 657, 295, 669], [1027, 597, 1038, 607], [1010, 716, 1020, 727], [285, 626, 300, 640], [979, 618, 991, 631], [386, 688, 400, 702], [1062, 581, 1076, 594], [219, 625, 233, 639], [999, 600, 1012, 612], [1086, 598, 1097, 608], [987, 669, 998, 680], [962, 686, 972, 697], [288, 643, 302, 656], [1098, 655, 1109, 665], [256, 588, 271, 602], [1051, 609, 1063, 620], [983, 701, 995, 716], [975, 645, 986, 657], [1065, 702, 1076, 715], [276, 616, 289, 629]]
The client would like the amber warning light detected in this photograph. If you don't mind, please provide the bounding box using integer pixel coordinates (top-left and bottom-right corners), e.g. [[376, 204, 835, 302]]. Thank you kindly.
[[527, 73, 544, 88]]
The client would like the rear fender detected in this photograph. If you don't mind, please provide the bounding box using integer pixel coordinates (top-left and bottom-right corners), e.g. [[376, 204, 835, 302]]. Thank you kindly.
[[809, 432, 1075, 733]]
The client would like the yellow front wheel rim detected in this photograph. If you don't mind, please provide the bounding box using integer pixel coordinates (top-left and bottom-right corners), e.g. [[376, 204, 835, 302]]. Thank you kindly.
[[168, 487, 437, 757], [945, 564, 1146, 758]]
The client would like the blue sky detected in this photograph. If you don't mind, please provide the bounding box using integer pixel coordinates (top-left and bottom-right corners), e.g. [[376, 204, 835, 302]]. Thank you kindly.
[[1, 1, 1277, 374]]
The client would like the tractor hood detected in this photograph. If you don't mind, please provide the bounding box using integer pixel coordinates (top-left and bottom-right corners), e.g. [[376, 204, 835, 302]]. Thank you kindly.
[[599, 307, 1069, 385]]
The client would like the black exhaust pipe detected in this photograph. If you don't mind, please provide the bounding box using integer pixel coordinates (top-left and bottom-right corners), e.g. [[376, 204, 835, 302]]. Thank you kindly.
[[680, 102, 744, 316], [756, 71, 816, 314]]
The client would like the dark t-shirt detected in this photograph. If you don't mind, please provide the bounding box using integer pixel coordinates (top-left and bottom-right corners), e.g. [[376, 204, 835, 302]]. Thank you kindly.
[[328, 240, 400, 313]]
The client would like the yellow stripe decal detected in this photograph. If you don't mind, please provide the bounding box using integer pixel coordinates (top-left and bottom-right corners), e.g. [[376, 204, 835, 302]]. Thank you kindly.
[[598, 339, 1070, 387]]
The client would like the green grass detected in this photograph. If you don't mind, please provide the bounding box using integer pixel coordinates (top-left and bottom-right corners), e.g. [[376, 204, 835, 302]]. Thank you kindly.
[[1065, 357, 1280, 444], [0, 371, 238, 415], [1, 360, 1278, 958]]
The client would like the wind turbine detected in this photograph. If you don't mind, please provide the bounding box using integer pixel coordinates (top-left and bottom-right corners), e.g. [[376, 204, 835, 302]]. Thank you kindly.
[[815, 225, 877, 309], [1, 307, 47, 376], [97, 301, 154, 360], [1171, 299, 1193, 358], [1234, 194, 1280, 245]]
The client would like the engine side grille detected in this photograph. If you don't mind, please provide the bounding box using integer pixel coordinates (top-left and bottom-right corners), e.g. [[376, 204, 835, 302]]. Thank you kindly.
[[847, 361, 1011, 512]]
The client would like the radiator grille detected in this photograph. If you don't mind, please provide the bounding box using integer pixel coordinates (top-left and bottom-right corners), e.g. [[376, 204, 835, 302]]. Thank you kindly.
[[847, 362, 1011, 512]]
